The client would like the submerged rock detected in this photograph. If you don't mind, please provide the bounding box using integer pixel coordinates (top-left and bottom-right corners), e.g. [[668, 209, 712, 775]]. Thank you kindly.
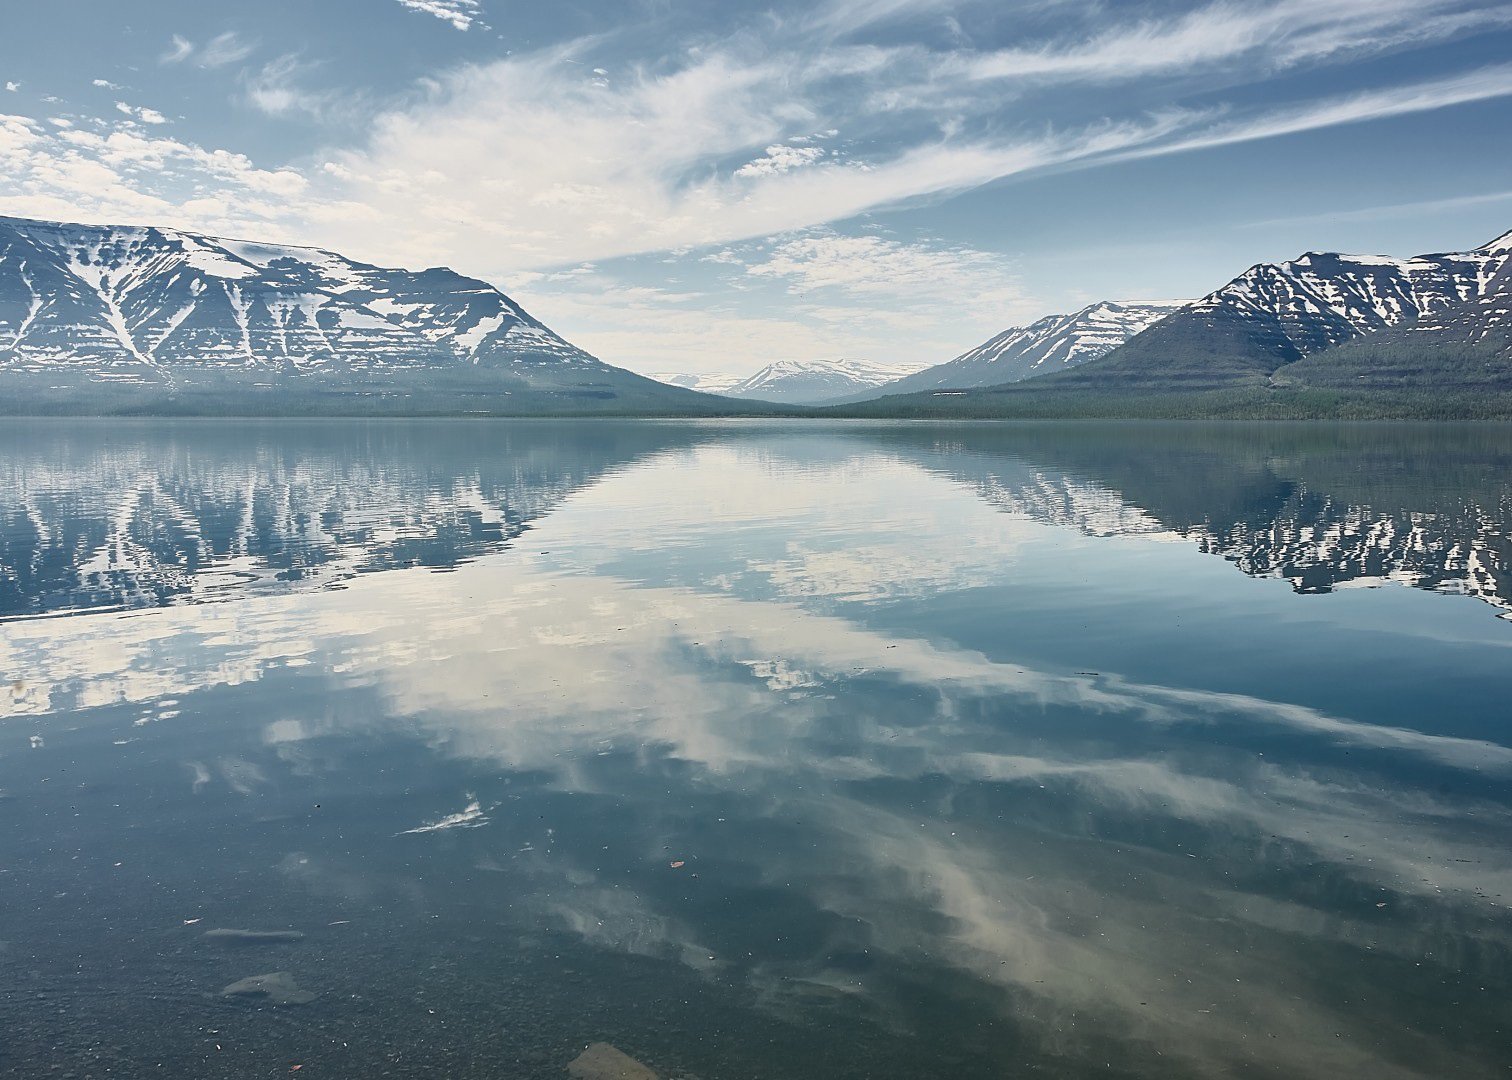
[[219, 972, 315, 1005], [566, 1043, 659, 1080], [203, 928, 305, 945]]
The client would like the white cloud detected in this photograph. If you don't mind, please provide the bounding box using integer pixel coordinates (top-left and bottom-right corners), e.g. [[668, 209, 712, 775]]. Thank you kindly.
[[393, 0, 483, 31], [92, 78, 121, 90], [115, 101, 169, 125], [0, 112, 307, 236], [288, 0, 1512, 282], [734, 142, 828, 178], [3, 81, 18, 93], [303, 42, 1195, 273]]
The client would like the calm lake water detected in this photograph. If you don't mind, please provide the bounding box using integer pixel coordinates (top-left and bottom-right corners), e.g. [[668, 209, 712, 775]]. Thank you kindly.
[[2, 419, 1510, 1079]]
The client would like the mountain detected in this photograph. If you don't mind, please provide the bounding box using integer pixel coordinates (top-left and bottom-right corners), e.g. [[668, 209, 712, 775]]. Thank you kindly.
[[1034, 229, 1512, 392], [858, 300, 1190, 399], [716, 358, 921, 404], [0, 215, 756, 415], [830, 228, 1512, 418]]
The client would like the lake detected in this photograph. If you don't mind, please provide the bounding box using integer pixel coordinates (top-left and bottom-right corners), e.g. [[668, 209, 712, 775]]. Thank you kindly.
[[2, 419, 1509, 1079]]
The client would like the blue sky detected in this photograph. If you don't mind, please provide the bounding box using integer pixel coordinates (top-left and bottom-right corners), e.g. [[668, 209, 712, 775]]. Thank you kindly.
[[3, 0, 1511, 376]]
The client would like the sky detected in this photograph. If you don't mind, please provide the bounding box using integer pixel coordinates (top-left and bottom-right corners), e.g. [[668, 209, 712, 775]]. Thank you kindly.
[[2, 0, 1512, 378]]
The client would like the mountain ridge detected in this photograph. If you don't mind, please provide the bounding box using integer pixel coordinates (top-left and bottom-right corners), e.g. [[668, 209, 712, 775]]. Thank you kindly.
[[1038, 228, 1512, 391], [832, 227, 1512, 417]]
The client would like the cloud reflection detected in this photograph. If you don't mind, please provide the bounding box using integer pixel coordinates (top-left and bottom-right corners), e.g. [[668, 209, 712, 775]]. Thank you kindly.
[[6, 425, 1512, 1078]]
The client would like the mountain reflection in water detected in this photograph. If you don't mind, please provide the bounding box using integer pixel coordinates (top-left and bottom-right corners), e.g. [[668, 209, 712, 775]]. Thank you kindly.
[[1, 420, 1509, 1080], [3, 421, 1509, 622]]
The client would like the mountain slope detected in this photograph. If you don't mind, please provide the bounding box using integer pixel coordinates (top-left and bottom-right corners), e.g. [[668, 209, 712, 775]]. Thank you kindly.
[[719, 358, 919, 404], [862, 300, 1189, 399], [0, 215, 756, 415]]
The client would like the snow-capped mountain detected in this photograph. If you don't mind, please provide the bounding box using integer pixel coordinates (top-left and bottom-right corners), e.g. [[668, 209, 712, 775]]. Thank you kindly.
[[0, 215, 736, 413], [0, 216, 593, 374], [1060, 228, 1512, 389], [718, 358, 922, 404], [859, 300, 1190, 399], [1183, 230, 1512, 358]]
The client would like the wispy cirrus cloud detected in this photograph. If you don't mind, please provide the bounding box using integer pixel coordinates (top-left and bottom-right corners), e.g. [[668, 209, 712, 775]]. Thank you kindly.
[[159, 35, 194, 64], [159, 31, 255, 69], [948, 0, 1512, 85], [1106, 62, 1512, 164], [746, 229, 1023, 308], [1243, 189, 1512, 231]]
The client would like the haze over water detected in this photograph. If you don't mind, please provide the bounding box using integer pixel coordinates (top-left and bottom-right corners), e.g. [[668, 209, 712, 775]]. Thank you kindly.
[[2, 419, 1510, 1079]]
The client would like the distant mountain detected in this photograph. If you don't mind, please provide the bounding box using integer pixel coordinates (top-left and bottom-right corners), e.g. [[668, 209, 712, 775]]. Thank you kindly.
[[0, 215, 753, 415], [646, 371, 745, 396], [717, 358, 921, 404], [859, 300, 1189, 399]]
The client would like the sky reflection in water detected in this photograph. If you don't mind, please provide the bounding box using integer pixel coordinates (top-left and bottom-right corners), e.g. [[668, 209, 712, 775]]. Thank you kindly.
[[1, 420, 1510, 1080]]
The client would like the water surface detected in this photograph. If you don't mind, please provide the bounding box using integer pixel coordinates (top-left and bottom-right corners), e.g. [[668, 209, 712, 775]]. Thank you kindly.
[[2, 420, 1509, 1079]]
